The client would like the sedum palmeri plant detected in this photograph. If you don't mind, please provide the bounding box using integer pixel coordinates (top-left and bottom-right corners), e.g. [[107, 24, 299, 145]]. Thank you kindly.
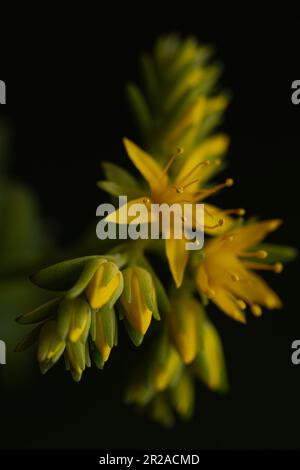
[[15, 35, 296, 426]]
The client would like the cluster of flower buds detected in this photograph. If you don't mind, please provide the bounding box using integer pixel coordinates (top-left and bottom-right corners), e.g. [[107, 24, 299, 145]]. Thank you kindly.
[[16, 256, 160, 381], [125, 295, 228, 425]]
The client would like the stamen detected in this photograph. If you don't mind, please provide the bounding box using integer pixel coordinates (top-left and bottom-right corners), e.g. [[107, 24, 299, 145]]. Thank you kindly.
[[274, 262, 283, 273], [251, 304, 262, 317], [222, 208, 245, 216], [236, 299, 247, 310], [230, 273, 240, 282], [239, 250, 268, 259], [243, 261, 283, 273], [194, 178, 234, 201], [177, 158, 221, 186], [162, 147, 184, 175]]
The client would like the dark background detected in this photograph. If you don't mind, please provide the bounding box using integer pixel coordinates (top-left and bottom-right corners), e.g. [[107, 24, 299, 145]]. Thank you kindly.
[[1, 3, 300, 449]]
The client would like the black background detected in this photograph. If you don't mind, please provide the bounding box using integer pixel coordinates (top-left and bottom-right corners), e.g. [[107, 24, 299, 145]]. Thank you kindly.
[[1, 3, 300, 450]]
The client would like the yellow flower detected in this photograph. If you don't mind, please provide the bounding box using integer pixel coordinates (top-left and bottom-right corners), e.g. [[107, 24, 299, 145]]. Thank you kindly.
[[85, 261, 123, 310], [120, 266, 158, 335], [196, 220, 283, 322], [106, 138, 235, 287]]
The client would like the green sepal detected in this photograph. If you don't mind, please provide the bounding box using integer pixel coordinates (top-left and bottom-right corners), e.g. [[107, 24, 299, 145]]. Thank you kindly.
[[122, 267, 133, 303], [85, 342, 91, 368], [90, 309, 96, 341], [57, 297, 91, 342], [30, 256, 103, 291], [90, 344, 105, 370], [97, 307, 117, 349], [65, 258, 106, 299], [97, 180, 144, 200], [139, 255, 169, 316], [16, 297, 60, 325], [14, 324, 43, 352], [66, 341, 86, 372], [70, 368, 83, 382], [134, 266, 156, 312], [124, 319, 144, 347]]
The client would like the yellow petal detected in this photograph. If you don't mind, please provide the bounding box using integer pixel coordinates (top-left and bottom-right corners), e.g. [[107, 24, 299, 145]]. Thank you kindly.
[[229, 269, 282, 311], [204, 204, 235, 236], [165, 236, 189, 288], [105, 197, 152, 224], [123, 138, 168, 192], [121, 272, 152, 334], [86, 265, 121, 310], [211, 286, 246, 323], [228, 220, 282, 252], [69, 313, 89, 343]]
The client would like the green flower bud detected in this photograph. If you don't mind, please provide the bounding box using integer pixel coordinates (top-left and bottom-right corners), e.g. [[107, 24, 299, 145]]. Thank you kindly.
[[93, 307, 118, 363], [169, 371, 195, 420], [169, 296, 203, 364], [86, 261, 123, 310], [120, 266, 158, 335], [57, 297, 91, 343], [37, 320, 65, 374]]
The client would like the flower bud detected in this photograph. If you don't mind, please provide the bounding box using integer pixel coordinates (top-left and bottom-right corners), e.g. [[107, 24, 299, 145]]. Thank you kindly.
[[65, 340, 86, 381], [153, 346, 182, 392], [120, 266, 158, 335], [169, 371, 195, 420], [37, 320, 65, 374], [86, 261, 123, 310], [169, 297, 202, 364], [57, 298, 91, 343], [93, 307, 118, 363]]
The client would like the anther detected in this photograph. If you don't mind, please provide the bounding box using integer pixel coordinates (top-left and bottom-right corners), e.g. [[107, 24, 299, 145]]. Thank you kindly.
[[223, 208, 245, 216], [251, 304, 262, 317], [236, 299, 247, 310], [274, 262, 283, 273], [239, 250, 268, 260]]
